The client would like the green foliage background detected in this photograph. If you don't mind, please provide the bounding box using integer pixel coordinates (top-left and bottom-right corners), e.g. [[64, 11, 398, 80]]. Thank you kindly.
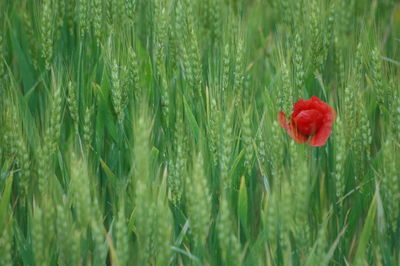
[[0, 0, 399, 265]]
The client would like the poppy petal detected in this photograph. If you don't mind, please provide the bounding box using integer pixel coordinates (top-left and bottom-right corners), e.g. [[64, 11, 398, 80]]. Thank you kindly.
[[288, 123, 309, 143], [293, 109, 324, 136], [291, 98, 313, 119], [279, 96, 336, 147], [308, 122, 333, 147], [278, 111, 308, 143], [310, 96, 333, 115], [307, 108, 336, 147], [278, 111, 289, 130]]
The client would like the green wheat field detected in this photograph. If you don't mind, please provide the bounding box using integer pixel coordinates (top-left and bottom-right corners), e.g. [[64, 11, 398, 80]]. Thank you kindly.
[[1, 0, 399, 265]]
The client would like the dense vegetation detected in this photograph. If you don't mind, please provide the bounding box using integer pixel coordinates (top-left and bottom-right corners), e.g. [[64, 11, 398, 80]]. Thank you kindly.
[[0, 0, 399, 265]]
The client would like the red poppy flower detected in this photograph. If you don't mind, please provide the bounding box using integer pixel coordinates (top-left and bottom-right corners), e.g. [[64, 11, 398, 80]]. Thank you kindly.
[[278, 96, 336, 147]]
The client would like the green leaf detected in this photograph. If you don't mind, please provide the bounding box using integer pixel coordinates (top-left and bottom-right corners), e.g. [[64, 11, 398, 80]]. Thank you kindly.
[[238, 176, 248, 232], [183, 96, 199, 142], [0, 171, 13, 232], [128, 208, 137, 233], [353, 192, 377, 264], [10, 28, 35, 92], [99, 158, 117, 184], [229, 149, 245, 178]]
